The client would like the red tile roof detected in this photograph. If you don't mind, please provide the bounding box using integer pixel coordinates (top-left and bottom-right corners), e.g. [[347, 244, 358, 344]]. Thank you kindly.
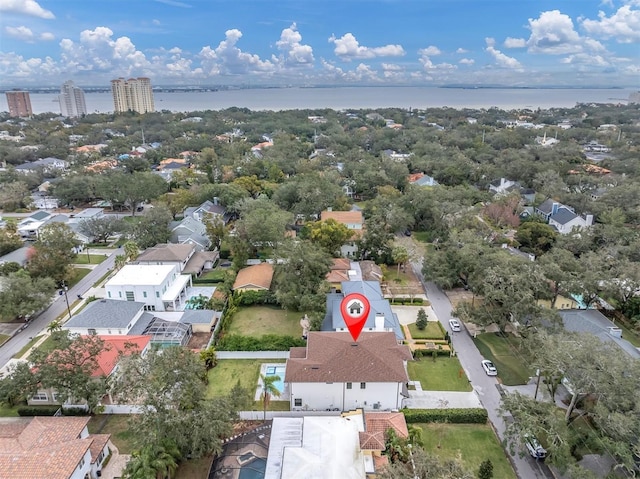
[[284, 332, 412, 383], [359, 412, 408, 451], [90, 335, 151, 377], [320, 210, 363, 225]]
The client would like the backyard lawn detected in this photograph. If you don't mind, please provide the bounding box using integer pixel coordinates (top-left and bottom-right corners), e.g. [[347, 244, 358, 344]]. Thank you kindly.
[[175, 455, 214, 479], [473, 333, 531, 386], [418, 423, 516, 479], [407, 357, 472, 391], [73, 254, 108, 265], [88, 415, 136, 454], [408, 321, 445, 340], [227, 306, 309, 338]]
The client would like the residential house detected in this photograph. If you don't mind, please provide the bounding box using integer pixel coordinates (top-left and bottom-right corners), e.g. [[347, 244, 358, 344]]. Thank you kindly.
[[355, 409, 409, 475], [381, 149, 411, 161], [17, 211, 52, 239], [323, 281, 403, 339], [135, 243, 217, 277], [407, 172, 438, 187], [359, 260, 383, 283], [69, 208, 104, 224], [558, 309, 640, 359], [232, 263, 274, 292], [326, 258, 360, 291], [169, 216, 211, 251], [548, 208, 594, 234], [0, 246, 31, 267], [320, 209, 364, 257], [183, 198, 231, 224], [105, 264, 193, 312], [14, 157, 68, 174], [590, 188, 608, 201], [285, 331, 412, 411], [489, 178, 521, 196], [0, 416, 112, 479]]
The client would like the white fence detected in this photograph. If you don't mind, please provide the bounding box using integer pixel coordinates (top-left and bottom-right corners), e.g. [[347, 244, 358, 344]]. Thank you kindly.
[[101, 404, 146, 414], [217, 351, 290, 359], [238, 410, 340, 420]]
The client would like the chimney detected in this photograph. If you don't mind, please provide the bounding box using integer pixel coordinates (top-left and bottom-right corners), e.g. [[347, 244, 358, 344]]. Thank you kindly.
[[584, 214, 594, 226], [213, 197, 219, 206], [375, 313, 385, 331], [551, 202, 560, 215]]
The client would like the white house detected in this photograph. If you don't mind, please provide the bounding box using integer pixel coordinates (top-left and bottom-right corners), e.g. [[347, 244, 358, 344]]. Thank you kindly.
[[105, 264, 193, 312], [489, 178, 520, 196], [63, 299, 147, 336], [548, 207, 594, 234], [320, 209, 364, 257], [285, 332, 412, 412]]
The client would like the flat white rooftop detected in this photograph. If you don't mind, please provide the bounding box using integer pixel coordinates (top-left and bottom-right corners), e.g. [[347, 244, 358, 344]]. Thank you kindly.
[[106, 264, 177, 287]]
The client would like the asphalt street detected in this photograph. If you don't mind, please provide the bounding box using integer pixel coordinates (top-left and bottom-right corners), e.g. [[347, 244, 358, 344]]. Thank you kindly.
[[411, 261, 551, 479], [0, 251, 116, 369]]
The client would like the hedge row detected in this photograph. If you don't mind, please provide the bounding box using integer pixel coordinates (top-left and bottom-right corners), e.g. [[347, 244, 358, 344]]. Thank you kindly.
[[403, 408, 488, 424], [413, 348, 451, 358], [389, 298, 426, 305], [217, 334, 305, 351], [17, 406, 60, 416]]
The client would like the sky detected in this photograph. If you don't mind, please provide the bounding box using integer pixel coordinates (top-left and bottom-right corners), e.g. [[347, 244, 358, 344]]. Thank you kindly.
[[0, 0, 638, 88]]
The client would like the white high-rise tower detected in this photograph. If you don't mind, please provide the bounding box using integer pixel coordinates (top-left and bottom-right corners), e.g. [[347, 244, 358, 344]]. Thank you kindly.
[[58, 81, 87, 117], [110, 77, 155, 114]]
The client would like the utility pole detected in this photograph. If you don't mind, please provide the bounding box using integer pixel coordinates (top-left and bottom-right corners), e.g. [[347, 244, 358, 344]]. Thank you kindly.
[[59, 282, 72, 318]]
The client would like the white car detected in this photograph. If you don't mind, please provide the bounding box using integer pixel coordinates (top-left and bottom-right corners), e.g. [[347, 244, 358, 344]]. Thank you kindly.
[[524, 434, 547, 460], [449, 319, 461, 332], [481, 360, 498, 376]]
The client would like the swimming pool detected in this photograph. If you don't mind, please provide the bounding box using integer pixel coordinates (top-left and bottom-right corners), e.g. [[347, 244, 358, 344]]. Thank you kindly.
[[264, 365, 286, 394], [238, 457, 266, 479]]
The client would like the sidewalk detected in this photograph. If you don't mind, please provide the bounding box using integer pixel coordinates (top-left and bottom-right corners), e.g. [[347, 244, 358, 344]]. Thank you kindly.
[[404, 386, 483, 409]]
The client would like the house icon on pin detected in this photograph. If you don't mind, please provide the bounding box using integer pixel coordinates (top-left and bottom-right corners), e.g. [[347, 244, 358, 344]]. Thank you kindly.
[[349, 301, 363, 315]]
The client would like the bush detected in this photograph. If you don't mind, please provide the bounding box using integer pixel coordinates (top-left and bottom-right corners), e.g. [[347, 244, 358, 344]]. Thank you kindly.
[[403, 408, 488, 424], [62, 406, 90, 416], [413, 348, 450, 358], [235, 290, 277, 306], [17, 406, 60, 416], [416, 308, 428, 330], [217, 334, 306, 351]]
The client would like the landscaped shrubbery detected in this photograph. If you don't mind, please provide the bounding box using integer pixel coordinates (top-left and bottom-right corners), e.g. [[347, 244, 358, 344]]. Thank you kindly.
[[403, 408, 488, 424], [413, 348, 451, 358], [217, 334, 305, 351], [389, 298, 427, 305], [17, 406, 60, 416], [235, 290, 277, 306]]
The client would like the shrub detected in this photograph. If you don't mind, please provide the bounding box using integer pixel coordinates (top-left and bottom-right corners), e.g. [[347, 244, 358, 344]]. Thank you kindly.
[[62, 406, 90, 416], [403, 408, 488, 424], [17, 406, 60, 416], [235, 290, 277, 306], [416, 308, 428, 330]]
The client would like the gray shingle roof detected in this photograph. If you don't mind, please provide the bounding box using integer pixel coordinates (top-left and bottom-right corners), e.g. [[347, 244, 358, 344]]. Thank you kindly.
[[550, 207, 578, 225], [536, 199, 555, 215], [63, 299, 145, 329], [180, 309, 215, 325]]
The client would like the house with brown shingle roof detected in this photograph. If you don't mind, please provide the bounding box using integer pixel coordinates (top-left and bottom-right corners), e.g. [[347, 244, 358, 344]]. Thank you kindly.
[[232, 263, 274, 291], [320, 209, 364, 257], [0, 416, 112, 479], [135, 243, 218, 277], [285, 331, 412, 412]]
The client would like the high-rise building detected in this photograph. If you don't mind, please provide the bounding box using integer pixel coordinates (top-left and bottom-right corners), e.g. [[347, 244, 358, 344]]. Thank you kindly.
[[111, 77, 155, 114], [5, 90, 33, 118], [58, 80, 87, 117]]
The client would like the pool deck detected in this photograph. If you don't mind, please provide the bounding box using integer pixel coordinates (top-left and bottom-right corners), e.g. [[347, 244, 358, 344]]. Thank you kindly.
[[254, 363, 289, 402]]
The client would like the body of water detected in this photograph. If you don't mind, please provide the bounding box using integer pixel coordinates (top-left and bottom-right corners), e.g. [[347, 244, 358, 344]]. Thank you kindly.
[[0, 86, 634, 114]]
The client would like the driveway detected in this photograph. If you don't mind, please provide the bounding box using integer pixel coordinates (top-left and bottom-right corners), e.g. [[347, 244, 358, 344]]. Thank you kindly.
[[411, 261, 551, 479]]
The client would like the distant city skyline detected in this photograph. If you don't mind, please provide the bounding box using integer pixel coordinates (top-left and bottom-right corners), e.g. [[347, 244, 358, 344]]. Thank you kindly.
[[0, 0, 638, 88]]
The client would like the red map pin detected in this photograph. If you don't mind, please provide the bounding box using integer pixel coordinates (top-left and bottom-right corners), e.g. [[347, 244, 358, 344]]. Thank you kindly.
[[340, 293, 371, 342]]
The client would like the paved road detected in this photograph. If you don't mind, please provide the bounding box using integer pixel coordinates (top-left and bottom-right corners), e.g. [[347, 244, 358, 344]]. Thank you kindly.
[[411, 261, 550, 479], [0, 252, 116, 369]]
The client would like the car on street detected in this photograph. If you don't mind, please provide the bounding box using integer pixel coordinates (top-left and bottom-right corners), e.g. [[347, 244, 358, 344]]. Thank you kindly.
[[449, 318, 461, 332], [524, 434, 547, 460], [481, 359, 498, 376]]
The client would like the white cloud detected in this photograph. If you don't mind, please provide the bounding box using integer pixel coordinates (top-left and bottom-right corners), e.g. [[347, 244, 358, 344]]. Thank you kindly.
[[381, 63, 405, 80], [504, 37, 526, 48], [154, 0, 192, 7], [4, 25, 35, 42], [328, 33, 405, 60], [152, 19, 161, 26], [199, 29, 275, 76], [459, 58, 475, 65], [581, 5, 640, 43], [561, 53, 611, 67], [419, 46, 441, 56], [525, 10, 601, 54], [456, 48, 468, 54], [485, 37, 522, 69], [274, 23, 314, 66], [40, 32, 54, 41], [418, 49, 457, 78], [0, 0, 54, 18]]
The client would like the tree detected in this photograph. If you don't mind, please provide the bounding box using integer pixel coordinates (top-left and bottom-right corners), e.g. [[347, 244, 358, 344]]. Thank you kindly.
[[112, 346, 238, 459], [392, 245, 409, 276], [30, 332, 108, 414], [379, 446, 473, 479], [259, 373, 281, 420], [78, 216, 124, 243], [538, 247, 581, 309], [0, 361, 40, 406], [204, 213, 226, 251], [27, 222, 80, 284], [0, 181, 31, 211], [199, 346, 217, 371], [115, 254, 127, 271], [416, 308, 428, 330], [515, 222, 557, 257], [478, 459, 493, 479], [0, 270, 55, 320], [273, 240, 332, 311], [234, 197, 293, 252], [0, 225, 23, 256], [356, 220, 394, 264], [124, 439, 181, 479], [305, 218, 353, 256], [95, 171, 167, 216], [127, 205, 172, 249], [123, 240, 139, 261]]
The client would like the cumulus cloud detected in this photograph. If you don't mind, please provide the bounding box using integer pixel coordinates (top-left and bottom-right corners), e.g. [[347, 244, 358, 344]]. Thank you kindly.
[[419, 46, 441, 56], [456, 48, 468, 54], [328, 33, 405, 60], [525, 10, 605, 54], [381, 63, 405, 80], [0, 0, 54, 18], [4, 25, 35, 42], [581, 5, 640, 43], [40, 32, 54, 41], [561, 53, 611, 67], [0, 51, 59, 79], [504, 37, 526, 48], [459, 58, 475, 65], [418, 48, 456, 73], [199, 29, 275, 76], [274, 23, 314, 66], [485, 37, 522, 68]]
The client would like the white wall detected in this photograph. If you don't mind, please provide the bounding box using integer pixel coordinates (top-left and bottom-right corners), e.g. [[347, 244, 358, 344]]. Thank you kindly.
[[69, 449, 92, 479], [290, 381, 403, 411]]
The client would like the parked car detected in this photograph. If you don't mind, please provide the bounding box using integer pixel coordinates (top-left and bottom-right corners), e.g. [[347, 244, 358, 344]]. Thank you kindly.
[[449, 318, 461, 332], [524, 434, 547, 460], [481, 359, 498, 376]]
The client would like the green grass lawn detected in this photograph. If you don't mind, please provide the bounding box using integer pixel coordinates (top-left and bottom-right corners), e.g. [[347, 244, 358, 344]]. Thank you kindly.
[[473, 333, 531, 386], [616, 320, 640, 348], [417, 423, 516, 479], [73, 254, 108, 265], [0, 333, 9, 346], [175, 455, 214, 479], [206, 359, 286, 403], [67, 267, 92, 287], [0, 403, 21, 417], [407, 357, 472, 391], [413, 231, 432, 243], [386, 268, 417, 285], [92, 269, 113, 288], [13, 335, 42, 359], [88, 415, 137, 454], [227, 306, 309, 338], [408, 322, 445, 340], [199, 269, 228, 282]]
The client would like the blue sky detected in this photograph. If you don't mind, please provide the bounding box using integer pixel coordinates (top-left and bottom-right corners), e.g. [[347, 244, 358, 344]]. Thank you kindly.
[[0, 0, 638, 88]]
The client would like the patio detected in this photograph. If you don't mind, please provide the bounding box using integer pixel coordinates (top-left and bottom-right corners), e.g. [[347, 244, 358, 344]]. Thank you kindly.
[[209, 424, 272, 479]]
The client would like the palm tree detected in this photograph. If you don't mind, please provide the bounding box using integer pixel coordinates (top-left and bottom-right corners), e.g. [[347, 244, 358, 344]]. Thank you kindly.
[[149, 440, 181, 479], [114, 254, 127, 271], [46, 319, 62, 334], [259, 373, 281, 421], [123, 240, 139, 261], [123, 449, 156, 479]]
